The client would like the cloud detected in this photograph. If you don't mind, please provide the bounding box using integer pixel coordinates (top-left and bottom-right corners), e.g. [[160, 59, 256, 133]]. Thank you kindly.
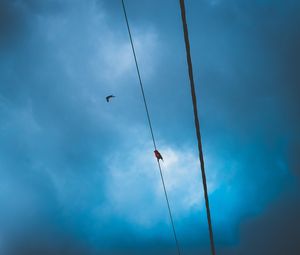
[[0, 0, 161, 253], [220, 187, 300, 255], [99, 29, 159, 84], [103, 138, 240, 228]]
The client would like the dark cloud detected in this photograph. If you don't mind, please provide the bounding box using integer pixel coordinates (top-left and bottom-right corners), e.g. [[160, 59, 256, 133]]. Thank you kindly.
[[7, 223, 94, 255], [0, 0, 27, 47], [21, 0, 64, 14], [220, 188, 300, 255], [184, 0, 300, 186], [0, 0, 63, 48]]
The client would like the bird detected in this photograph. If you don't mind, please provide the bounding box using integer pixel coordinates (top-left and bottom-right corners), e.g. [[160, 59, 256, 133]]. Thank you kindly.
[[106, 95, 115, 102], [154, 149, 163, 161]]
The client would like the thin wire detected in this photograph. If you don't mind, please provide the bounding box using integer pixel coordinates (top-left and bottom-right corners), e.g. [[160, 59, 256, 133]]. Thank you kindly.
[[121, 0, 156, 150], [121, 1, 181, 254], [178, 1, 216, 255], [156, 159, 181, 255]]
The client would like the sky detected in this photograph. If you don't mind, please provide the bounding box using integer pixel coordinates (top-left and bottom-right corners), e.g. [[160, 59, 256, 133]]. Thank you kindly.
[[0, 0, 299, 254]]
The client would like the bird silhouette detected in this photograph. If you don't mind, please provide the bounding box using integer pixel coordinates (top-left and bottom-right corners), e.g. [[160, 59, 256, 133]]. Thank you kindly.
[[154, 150, 163, 161], [106, 95, 115, 102]]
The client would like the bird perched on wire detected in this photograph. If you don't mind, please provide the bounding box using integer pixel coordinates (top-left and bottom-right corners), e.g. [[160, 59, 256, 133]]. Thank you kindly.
[[106, 95, 115, 102], [154, 149, 163, 162]]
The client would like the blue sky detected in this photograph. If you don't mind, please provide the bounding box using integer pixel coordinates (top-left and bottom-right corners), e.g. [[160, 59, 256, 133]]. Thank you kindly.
[[0, 0, 299, 254]]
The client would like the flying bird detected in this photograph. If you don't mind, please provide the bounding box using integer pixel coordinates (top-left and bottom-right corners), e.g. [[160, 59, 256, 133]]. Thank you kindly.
[[106, 95, 115, 102], [154, 149, 163, 161]]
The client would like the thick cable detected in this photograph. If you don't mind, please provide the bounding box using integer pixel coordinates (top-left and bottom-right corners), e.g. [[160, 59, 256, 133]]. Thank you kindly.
[[178, 1, 216, 255]]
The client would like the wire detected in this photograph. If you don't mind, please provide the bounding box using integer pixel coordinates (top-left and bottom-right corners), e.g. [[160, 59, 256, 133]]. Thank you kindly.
[[121, 0, 156, 150], [156, 160, 181, 255], [178, 1, 217, 255], [121, 1, 181, 254]]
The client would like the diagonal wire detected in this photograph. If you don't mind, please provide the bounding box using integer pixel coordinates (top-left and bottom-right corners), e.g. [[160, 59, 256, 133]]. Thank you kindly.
[[121, 0, 156, 150], [178, 1, 217, 255], [120, 1, 181, 254], [156, 159, 181, 255]]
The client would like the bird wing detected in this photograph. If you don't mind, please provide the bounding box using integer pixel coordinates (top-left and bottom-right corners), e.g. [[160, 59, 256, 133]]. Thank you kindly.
[[106, 95, 115, 102]]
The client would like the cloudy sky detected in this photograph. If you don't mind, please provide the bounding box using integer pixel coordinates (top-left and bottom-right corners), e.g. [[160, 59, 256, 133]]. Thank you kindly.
[[0, 0, 299, 254]]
